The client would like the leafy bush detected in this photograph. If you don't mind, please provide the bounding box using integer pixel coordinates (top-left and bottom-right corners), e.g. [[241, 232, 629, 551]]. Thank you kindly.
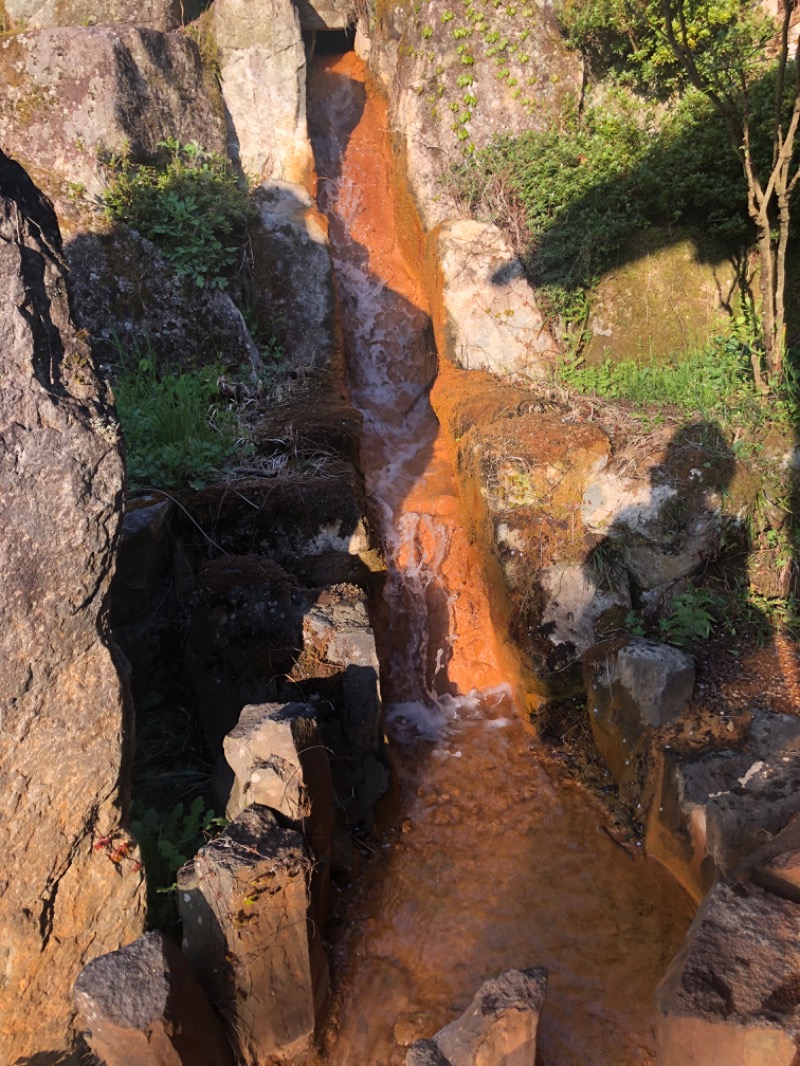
[[131, 797, 225, 930], [450, 87, 748, 307], [104, 138, 249, 289], [114, 357, 238, 489]]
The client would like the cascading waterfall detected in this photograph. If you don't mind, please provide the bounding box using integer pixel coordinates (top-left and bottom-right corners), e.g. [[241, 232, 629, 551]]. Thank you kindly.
[[309, 50, 694, 1066]]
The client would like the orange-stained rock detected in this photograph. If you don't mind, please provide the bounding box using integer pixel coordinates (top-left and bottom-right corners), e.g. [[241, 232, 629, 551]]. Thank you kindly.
[[0, 149, 145, 1061], [408, 968, 548, 1066], [656, 880, 800, 1065]]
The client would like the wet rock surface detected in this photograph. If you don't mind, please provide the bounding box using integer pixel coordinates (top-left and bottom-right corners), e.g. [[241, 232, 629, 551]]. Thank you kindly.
[[0, 149, 145, 1059], [178, 804, 327, 1065], [656, 879, 800, 1065], [73, 931, 233, 1066]]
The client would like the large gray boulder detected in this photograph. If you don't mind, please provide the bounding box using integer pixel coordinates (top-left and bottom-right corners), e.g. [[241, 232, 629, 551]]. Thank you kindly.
[[73, 932, 233, 1066], [250, 181, 337, 370], [0, 150, 145, 1060], [656, 880, 800, 1065], [4, 0, 204, 31], [433, 220, 557, 379], [366, 0, 580, 228], [213, 0, 313, 184], [0, 25, 227, 206]]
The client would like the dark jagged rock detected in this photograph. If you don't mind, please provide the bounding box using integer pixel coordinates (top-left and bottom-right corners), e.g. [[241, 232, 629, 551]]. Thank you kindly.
[[73, 931, 233, 1066], [0, 149, 145, 1060]]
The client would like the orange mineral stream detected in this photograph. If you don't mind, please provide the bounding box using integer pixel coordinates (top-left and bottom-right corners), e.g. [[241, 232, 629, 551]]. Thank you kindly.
[[309, 52, 694, 1066]]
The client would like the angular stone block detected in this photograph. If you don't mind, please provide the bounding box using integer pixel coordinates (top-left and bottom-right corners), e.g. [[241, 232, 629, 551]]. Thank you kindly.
[[656, 880, 800, 1065], [178, 805, 328, 1065], [408, 968, 548, 1066], [223, 701, 335, 927], [584, 637, 695, 785], [301, 585, 390, 828], [73, 931, 233, 1066]]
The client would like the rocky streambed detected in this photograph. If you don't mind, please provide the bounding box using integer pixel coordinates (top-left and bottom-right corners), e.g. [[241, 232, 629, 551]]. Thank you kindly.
[[2, 0, 800, 1064]]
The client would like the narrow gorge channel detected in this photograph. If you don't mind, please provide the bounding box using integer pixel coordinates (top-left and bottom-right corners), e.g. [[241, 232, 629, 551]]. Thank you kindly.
[[309, 51, 695, 1066]]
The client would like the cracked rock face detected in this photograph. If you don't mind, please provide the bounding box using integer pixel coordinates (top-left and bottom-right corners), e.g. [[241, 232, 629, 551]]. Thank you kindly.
[[0, 150, 145, 1061]]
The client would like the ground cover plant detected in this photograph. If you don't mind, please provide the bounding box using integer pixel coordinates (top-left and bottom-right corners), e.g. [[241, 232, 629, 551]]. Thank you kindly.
[[104, 138, 249, 290], [113, 353, 239, 489]]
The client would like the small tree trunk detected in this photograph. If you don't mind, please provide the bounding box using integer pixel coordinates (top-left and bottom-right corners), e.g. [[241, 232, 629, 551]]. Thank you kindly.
[[755, 221, 777, 392]]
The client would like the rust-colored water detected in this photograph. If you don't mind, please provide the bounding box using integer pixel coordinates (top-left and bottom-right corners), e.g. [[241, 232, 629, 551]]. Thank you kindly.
[[309, 52, 694, 1066]]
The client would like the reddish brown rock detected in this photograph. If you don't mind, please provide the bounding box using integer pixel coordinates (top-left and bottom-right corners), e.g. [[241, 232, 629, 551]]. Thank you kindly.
[[0, 150, 145, 1060], [223, 701, 335, 927], [73, 931, 233, 1066], [408, 968, 548, 1066], [656, 880, 800, 1065], [178, 804, 328, 1065]]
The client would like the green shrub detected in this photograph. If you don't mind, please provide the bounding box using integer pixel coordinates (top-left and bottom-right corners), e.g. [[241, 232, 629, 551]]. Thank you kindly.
[[450, 87, 749, 305], [131, 797, 225, 930], [104, 138, 249, 290], [114, 357, 238, 489]]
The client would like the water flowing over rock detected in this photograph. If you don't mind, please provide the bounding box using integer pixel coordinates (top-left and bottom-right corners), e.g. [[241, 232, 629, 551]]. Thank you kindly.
[[0, 149, 145, 1060], [407, 967, 548, 1066], [73, 931, 234, 1066], [213, 0, 313, 184], [178, 804, 327, 1065], [656, 879, 800, 1065]]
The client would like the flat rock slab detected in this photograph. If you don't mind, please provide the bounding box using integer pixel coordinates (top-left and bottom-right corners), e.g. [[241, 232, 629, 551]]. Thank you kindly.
[[648, 710, 800, 900], [408, 968, 548, 1066], [657, 879, 800, 1065], [73, 931, 233, 1066]]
